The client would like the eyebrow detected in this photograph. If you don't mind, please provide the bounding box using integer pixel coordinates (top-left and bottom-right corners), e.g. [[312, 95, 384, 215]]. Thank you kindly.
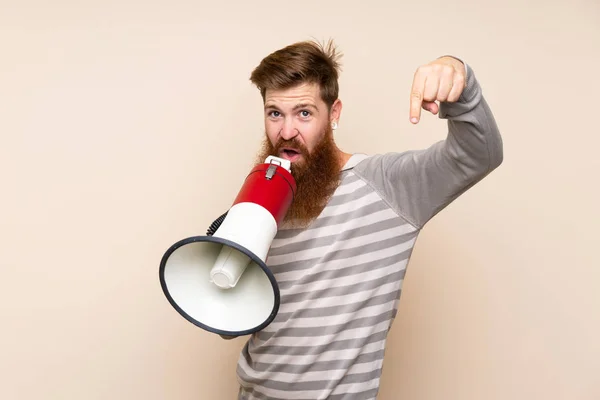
[[293, 103, 317, 111], [264, 103, 318, 112]]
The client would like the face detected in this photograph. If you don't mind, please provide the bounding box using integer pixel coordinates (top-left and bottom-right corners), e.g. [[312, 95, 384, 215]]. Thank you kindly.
[[256, 83, 344, 227], [263, 82, 341, 170]]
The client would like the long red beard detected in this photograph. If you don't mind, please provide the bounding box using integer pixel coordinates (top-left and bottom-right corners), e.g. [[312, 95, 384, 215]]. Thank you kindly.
[[255, 127, 342, 228]]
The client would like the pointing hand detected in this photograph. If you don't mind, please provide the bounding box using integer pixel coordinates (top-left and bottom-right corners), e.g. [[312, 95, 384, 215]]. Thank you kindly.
[[409, 56, 467, 124]]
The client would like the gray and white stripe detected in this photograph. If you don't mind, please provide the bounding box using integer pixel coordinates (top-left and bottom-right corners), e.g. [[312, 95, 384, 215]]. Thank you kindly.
[[237, 169, 420, 400]]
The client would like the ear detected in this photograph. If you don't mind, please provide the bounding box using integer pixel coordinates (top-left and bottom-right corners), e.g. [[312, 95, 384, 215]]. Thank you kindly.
[[329, 99, 343, 126]]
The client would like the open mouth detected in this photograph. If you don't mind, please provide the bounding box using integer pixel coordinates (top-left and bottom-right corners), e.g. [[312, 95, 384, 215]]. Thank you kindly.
[[280, 148, 302, 162]]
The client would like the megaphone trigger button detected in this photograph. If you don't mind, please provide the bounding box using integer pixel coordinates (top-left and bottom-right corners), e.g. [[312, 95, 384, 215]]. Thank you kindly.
[[265, 164, 278, 180]]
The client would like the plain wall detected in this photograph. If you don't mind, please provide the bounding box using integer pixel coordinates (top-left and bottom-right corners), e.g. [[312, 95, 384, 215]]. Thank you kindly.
[[1, 0, 598, 399]]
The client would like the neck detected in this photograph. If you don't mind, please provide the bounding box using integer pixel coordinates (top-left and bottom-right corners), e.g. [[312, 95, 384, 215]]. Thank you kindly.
[[334, 148, 353, 171]]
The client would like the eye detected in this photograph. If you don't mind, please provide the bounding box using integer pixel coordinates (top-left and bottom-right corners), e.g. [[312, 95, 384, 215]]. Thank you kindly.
[[268, 110, 281, 118], [299, 110, 311, 118]]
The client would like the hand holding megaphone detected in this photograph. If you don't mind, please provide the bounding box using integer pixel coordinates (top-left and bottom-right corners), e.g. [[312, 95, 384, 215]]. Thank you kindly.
[[159, 156, 296, 337]]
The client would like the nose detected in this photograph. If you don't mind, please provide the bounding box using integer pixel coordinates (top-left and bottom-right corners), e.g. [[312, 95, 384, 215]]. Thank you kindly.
[[279, 119, 299, 141]]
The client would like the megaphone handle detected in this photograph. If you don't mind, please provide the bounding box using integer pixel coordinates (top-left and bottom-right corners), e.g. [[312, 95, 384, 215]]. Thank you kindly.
[[206, 211, 229, 236]]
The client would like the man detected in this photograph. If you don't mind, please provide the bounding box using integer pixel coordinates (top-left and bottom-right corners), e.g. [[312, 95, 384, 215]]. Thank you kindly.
[[230, 39, 503, 400]]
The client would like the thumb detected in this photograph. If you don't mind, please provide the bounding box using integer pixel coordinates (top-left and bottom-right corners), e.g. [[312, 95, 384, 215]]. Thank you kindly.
[[422, 101, 439, 115]]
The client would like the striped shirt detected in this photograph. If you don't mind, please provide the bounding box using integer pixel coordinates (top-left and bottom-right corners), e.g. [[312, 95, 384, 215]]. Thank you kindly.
[[236, 63, 503, 399]]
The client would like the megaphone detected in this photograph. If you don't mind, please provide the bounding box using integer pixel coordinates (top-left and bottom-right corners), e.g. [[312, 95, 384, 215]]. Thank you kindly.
[[159, 156, 296, 337]]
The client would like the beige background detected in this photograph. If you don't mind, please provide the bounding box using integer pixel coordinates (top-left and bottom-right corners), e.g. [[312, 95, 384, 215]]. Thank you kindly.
[[1, 0, 599, 399]]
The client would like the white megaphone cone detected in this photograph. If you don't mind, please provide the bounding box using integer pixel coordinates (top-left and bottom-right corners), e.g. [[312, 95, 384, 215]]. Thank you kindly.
[[159, 156, 296, 336]]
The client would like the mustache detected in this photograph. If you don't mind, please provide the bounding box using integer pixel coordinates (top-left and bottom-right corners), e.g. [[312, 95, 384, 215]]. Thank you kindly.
[[272, 138, 309, 155]]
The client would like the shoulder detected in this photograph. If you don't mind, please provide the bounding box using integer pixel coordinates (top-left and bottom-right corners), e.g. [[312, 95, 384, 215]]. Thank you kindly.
[[348, 151, 422, 178]]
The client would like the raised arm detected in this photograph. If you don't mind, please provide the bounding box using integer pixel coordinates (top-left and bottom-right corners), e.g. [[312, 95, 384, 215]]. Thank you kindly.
[[354, 56, 503, 229]]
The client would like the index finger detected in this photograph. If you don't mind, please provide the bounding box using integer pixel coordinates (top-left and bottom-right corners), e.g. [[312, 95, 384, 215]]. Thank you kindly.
[[410, 70, 426, 124]]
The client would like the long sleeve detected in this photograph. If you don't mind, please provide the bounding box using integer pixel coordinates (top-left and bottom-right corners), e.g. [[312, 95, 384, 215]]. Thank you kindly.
[[353, 63, 504, 229]]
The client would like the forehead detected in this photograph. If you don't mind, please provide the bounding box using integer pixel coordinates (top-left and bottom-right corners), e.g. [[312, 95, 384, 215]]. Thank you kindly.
[[264, 83, 324, 108]]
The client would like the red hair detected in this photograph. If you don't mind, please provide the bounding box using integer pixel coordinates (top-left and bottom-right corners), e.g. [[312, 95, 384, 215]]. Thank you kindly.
[[249, 39, 342, 108]]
